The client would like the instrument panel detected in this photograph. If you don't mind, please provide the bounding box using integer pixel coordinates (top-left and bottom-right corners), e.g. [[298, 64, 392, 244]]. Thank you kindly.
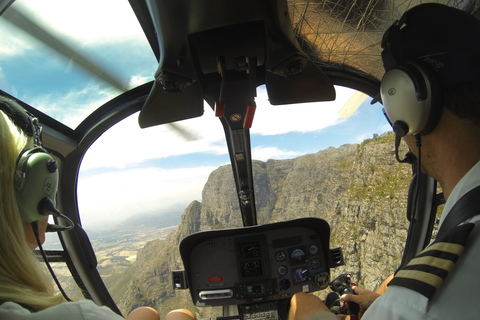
[[179, 218, 331, 307]]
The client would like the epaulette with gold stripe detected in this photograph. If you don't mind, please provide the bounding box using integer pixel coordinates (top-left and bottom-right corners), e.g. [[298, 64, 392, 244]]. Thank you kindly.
[[388, 223, 474, 299]]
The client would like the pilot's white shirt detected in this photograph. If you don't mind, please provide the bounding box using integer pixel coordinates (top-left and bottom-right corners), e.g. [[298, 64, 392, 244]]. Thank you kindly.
[[0, 299, 124, 320], [364, 160, 480, 319]]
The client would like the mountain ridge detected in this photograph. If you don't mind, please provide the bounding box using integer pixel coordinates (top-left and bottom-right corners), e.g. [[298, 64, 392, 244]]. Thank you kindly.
[[113, 132, 420, 318]]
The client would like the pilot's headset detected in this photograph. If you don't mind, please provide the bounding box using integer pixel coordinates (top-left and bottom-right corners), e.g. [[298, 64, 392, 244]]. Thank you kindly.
[[380, 12, 441, 138], [379, 3, 480, 139], [0, 96, 60, 224]]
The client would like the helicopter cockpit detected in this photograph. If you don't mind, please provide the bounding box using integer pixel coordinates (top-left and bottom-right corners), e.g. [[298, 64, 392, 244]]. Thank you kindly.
[[1, 0, 478, 319]]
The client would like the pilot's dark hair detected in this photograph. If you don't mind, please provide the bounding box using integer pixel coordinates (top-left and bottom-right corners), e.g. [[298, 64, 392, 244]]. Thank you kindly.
[[442, 81, 480, 127]]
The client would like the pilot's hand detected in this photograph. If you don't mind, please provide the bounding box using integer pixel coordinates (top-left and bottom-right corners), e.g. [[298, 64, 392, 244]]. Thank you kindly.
[[341, 286, 379, 317], [288, 292, 330, 320]]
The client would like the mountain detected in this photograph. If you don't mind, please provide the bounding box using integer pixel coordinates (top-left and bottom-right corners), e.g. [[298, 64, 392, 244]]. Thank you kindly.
[[111, 132, 431, 318]]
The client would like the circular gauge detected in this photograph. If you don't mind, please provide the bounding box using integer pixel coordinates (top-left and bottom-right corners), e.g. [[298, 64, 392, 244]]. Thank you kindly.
[[309, 245, 319, 255], [277, 265, 288, 276], [240, 260, 262, 277], [291, 248, 306, 262], [311, 258, 321, 269], [275, 250, 286, 261], [241, 242, 259, 258], [314, 272, 329, 289]]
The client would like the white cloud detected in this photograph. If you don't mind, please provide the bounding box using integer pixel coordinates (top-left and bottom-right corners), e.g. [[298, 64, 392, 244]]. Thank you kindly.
[[79, 106, 228, 171], [1, 1, 146, 62], [252, 146, 302, 161], [77, 165, 216, 228], [0, 67, 5, 89], [79, 85, 359, 171], [13, 0, 146, 46], [0, 20, 35, 57], [129, 75, 153, 89], [250, 85, 354, 135], [76, 107, 229, 227], [75, 103, 227, 227], [29, 81, 119, 128]]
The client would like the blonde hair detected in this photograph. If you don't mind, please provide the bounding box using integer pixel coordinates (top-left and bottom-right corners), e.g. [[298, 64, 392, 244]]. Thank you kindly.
[[0, 110, 65, 311]]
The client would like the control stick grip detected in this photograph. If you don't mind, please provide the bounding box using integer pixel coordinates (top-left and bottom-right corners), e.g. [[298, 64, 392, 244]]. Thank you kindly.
[[328, 273, 360, 316], [343, 286, 360, 316]]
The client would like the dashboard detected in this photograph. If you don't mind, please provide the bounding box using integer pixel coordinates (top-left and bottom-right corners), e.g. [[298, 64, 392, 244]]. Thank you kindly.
[[179, 218, 332, 308]]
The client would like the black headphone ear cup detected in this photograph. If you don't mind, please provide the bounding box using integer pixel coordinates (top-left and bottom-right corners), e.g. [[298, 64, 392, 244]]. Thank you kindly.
[[15, 148, 58, 223], [381, 62, 441, 136]]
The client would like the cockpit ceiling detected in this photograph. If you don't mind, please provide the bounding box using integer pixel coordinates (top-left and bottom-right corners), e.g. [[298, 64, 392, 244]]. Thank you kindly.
[[288, 0, 480, 82]]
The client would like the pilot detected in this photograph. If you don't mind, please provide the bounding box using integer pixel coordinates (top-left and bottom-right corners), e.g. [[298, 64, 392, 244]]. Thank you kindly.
[[289, 3, 480, 320], [0, 98, 187, 319]]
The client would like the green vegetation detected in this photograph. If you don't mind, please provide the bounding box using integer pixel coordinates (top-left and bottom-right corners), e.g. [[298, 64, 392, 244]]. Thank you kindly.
[[348, 132, 410, 201], [360, 132, 393, 147], [334, 157, 354, 170]]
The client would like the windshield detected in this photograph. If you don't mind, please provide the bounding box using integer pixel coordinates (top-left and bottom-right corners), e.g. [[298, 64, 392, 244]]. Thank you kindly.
[[65, 85, 395, 317], [76, 85, 388, 229]]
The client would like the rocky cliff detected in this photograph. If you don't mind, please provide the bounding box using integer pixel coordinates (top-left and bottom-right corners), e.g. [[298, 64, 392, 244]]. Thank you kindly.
[[113, 132, 416, 318]]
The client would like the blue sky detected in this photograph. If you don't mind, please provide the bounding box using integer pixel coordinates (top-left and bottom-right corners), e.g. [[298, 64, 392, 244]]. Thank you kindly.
[[1, 0, 390, 229]]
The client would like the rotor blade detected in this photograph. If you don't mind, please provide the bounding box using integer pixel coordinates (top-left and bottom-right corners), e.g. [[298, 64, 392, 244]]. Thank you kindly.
[[338, 91, 368, 118], [2, 6, 127, 92], [0, 0, 14, 16], [169, 122, 201, 141]]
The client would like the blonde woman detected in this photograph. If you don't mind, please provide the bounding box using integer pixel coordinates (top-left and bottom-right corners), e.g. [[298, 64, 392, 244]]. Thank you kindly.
[[0, 97, 173, 320]]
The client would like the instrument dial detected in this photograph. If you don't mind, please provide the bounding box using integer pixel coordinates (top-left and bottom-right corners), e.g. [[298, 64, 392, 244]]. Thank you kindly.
[[311, 258, 321, 269], [309, 245, 319, 255], [291, 248, 306, 262], [275, 250, 286, 261], [277, 265, 288, 276]]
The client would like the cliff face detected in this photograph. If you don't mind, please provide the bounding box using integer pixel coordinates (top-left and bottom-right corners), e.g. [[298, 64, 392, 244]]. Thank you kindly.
[[115, 132, 414, 317]]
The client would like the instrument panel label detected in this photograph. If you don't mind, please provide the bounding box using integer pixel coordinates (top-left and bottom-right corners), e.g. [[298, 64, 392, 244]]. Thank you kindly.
[[208, 276, 224, 282]]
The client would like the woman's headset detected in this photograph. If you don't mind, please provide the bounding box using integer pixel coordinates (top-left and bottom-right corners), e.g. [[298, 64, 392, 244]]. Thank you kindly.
[[1, 96, 75, 301], [0, 96, 60, 223], [15, 147, 59, 223]]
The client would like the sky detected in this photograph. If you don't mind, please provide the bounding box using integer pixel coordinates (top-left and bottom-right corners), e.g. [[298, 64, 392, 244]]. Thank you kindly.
[[0, 0, 391, 229]]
